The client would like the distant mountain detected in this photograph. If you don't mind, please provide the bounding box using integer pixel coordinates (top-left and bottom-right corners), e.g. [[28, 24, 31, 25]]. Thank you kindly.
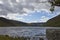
[[45, 15, 60, 27], [28, 23, 45, 26], [0, 17, 27, 27]]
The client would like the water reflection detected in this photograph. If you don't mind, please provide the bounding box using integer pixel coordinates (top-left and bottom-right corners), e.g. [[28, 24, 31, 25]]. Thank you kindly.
[[0, 27, 60, 40], [0, 27, 46, 37]]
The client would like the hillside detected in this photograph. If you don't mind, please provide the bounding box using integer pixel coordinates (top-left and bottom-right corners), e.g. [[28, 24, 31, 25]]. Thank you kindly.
[[0, 17, 45, 27], [46, 15, 60, 27], [0, 17, 27, 27]]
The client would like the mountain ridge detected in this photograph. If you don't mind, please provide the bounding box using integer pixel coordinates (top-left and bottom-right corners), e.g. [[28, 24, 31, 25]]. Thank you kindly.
[[0, 17, 27, 27], [45, 15, 60, 27]]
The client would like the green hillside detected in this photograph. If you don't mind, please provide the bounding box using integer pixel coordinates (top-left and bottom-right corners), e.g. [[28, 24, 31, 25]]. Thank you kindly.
[[0, 17, 27, 27], [46, 15, 60, 27]]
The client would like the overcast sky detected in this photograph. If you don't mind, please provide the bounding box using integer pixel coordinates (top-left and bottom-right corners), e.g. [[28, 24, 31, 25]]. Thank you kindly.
[[0, 0, 60, 23]]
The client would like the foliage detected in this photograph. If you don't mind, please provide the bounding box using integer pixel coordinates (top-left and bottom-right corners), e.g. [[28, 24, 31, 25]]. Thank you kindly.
[[49, 0, 60, 12]]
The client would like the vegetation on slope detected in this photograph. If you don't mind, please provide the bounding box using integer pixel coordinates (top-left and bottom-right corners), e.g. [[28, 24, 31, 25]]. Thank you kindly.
[[45, 15, 60, 27], [0, 17, 27, 27], [48, 0, 60, 12]]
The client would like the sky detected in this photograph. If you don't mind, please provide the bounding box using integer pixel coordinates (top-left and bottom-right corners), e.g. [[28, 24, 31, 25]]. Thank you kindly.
[[0, 0, 60, 23]]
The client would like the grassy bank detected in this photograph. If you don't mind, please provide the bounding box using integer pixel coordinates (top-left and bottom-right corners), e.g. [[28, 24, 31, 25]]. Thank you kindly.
[[0, 35, 28, 40]]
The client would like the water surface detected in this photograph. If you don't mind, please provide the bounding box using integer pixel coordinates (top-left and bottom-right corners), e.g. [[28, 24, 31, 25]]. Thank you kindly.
[[0, 27, 60, 37]]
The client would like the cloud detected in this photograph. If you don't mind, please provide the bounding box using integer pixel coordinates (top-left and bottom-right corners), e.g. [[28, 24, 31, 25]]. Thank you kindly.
[[28, 21, 39, 23], [39, 16, 49, 22], [0, 0, 51, 16], [40, 9, 51, 13], [6, 13, 24, 21], [27, 16, 50, 23], [16, 0, 20, 3], [22, 8, 33, 14], [0, 0, 60, 23], [0, 15, 6, 18], [0, 0, 60, 16], [0, 1, 3, 4]]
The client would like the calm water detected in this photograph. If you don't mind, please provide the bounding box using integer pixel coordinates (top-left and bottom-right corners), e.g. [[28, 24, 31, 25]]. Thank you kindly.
[[0, 27, 60, 37]]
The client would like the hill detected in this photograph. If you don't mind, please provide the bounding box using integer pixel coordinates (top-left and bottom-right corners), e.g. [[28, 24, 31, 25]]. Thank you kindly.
[[28, 23, 45, 26], [45, 15, 60, 27], [0, 17, 45, 27], [0, 17, 27, 27]]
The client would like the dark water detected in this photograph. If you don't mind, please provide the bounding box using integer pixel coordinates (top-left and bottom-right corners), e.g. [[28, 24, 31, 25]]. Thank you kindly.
[[0, 27, 60, 37]]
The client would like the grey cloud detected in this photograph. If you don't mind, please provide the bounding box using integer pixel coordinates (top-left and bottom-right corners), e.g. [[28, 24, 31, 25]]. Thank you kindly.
[[0, 0, 51, 15], [0, 4, 16, 13]]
